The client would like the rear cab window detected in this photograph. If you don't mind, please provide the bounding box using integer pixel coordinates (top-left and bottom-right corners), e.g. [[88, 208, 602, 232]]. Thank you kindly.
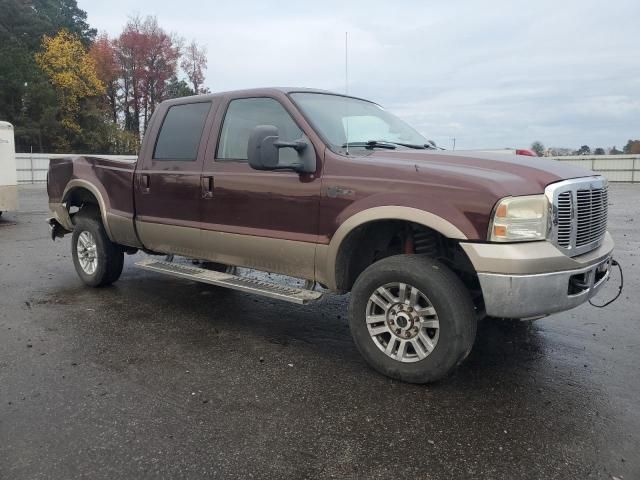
[[154, 102, 211, 161]]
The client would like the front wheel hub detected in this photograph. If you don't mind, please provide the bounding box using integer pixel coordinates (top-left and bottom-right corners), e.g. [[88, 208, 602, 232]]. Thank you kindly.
[[366, 282, 440, 363]]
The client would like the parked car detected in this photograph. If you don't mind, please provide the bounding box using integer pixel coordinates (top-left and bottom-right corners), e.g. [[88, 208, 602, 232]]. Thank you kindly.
[[0, 121, 18, 216], [463, 148, 538, 157], [47, 88, 614, 383]]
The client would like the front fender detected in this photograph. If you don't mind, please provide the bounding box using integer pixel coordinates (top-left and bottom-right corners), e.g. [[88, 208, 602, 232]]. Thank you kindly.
[[315, 204, 471, 291]]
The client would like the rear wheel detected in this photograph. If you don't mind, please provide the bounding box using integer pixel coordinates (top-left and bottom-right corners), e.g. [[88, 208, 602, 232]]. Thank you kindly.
[[71, 211, 124, 287], [349, 255, 477, 383]]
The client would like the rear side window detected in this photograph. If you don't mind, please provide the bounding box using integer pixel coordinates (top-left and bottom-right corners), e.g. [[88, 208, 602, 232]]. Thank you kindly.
[[153, 102, 211, 161], [217, 98, 302, 163]]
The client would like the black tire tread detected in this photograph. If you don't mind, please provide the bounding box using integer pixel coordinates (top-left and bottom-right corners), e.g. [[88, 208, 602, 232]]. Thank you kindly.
[[348, 254, 477, 383], [72, 209, 124, 287]]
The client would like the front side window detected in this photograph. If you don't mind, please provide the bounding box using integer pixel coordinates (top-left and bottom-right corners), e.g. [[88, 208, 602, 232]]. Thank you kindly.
[[217, 98, 303, 164], [290, 92, 428, 152], [153, 102, 211, 161]]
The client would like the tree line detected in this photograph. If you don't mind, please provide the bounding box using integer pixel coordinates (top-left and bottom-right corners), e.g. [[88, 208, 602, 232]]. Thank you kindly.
[[0, 0, 207, 154], [530, 140, 640, 157]]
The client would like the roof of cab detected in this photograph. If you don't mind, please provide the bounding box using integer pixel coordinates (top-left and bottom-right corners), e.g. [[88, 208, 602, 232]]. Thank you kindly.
[[0, 121, 14, 129], [160, 87, 373, 107]]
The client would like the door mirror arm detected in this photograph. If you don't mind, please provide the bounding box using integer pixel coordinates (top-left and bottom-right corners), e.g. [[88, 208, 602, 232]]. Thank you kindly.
[[273, 140, 307, 152]]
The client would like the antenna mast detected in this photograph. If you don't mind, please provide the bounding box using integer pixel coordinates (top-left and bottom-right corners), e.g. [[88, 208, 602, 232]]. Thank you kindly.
[[345, 32, 350, 155]]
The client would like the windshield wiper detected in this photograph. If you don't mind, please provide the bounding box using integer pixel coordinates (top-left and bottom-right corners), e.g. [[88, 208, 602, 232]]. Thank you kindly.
[[341, 140, 397, 150], [375, 140, 427, 150]]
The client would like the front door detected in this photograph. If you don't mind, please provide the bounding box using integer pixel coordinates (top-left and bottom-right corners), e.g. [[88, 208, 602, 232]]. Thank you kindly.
[[134, 99, 216, 258], [200, 96, 322, 280]]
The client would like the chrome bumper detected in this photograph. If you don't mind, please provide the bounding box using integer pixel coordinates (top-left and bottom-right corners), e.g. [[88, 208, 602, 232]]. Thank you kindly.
[[478, 256, 612, 318]]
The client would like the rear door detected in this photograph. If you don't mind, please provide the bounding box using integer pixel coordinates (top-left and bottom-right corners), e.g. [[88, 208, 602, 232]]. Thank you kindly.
[[134, 99, 217, 258], [199, 94, 322, 279]]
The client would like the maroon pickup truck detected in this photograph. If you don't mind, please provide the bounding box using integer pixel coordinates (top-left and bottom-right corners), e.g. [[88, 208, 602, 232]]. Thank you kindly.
[[47, 87, 615, 383]]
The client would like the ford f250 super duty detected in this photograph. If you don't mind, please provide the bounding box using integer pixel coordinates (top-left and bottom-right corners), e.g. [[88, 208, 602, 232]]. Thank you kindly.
[[47, 88, 616, 383]]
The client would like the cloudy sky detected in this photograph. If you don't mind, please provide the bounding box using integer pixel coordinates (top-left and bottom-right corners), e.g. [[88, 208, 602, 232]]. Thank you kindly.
[[78, 0, 639, 150]]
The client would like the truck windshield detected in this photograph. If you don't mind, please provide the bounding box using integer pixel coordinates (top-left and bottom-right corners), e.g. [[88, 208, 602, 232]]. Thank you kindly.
[[290, 92, 428, 153]]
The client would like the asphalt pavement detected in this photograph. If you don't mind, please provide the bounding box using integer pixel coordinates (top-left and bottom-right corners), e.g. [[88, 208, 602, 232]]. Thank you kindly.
[[0, 185, 638, 479]]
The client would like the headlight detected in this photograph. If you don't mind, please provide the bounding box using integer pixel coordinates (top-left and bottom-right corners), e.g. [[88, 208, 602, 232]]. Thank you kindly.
[[489, 195, 549, 242]]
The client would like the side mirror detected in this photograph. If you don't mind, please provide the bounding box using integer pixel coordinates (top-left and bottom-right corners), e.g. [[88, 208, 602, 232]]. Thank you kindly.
[[247, 125, 316, 173]]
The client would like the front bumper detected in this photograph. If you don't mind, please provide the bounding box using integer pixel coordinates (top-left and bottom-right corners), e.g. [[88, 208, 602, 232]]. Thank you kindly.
[[477, 256, 611, 318], [461, 233, 614, 318]]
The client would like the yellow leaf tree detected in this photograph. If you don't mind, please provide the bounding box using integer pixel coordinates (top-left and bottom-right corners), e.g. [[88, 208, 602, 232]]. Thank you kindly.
[[35, 30, 104, 141]]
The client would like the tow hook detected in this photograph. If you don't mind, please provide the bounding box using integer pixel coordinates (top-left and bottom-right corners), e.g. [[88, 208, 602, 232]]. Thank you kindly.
[[589, 258, 624, 308]]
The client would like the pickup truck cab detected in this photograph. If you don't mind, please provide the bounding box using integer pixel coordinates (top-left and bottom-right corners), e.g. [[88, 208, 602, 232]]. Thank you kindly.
[[47, 88, 614, 383]]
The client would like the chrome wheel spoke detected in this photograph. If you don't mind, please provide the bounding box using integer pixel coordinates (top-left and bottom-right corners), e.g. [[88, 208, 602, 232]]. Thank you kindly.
[[76, 231, 98, 275], [370, 324, 391, 336], [421, 319, 439, 329], [376, 286, 396, 304], [370, 292, 391, 311], [418, 331, 435, 352], [398, 283, 408, 303], [396, 339, 408, 360], [366, 314, 386, 324], [411, 338, 428, 359], [385, 336, 399, 355], [408, 286, 419, 307], [416, 306, 436, 317]]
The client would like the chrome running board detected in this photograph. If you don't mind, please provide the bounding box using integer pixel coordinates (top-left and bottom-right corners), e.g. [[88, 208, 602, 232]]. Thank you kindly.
[[135, 259, 323, 305]]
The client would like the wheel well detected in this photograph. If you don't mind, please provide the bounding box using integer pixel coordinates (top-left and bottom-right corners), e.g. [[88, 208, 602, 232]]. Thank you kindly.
[[334, 220, 484, 310], [65, 187, 101, 220]]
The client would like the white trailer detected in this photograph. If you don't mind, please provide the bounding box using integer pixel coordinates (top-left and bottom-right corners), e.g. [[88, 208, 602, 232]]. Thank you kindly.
[[0, 121, 18, 216]]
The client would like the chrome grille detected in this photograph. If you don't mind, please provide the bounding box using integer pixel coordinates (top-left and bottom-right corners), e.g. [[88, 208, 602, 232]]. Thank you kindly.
[[556, 191, 572, 248], [576, 187, 608, 247], [546, 177, 609, 257]]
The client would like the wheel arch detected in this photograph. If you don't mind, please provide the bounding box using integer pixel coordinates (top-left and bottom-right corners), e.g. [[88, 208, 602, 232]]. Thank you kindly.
[[62, 179, 114, 240], [317, 206, 469, 291]]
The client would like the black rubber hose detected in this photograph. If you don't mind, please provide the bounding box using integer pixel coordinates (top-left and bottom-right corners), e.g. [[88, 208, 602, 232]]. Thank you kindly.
[[589, 259, 624, 308]]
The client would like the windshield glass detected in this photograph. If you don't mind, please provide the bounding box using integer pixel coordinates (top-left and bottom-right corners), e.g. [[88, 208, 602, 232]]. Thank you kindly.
[[290, 92, 428, 151]]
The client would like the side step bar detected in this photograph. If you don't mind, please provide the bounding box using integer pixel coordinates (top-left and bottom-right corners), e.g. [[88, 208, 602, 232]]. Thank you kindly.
[[135, 259, 323, 305]]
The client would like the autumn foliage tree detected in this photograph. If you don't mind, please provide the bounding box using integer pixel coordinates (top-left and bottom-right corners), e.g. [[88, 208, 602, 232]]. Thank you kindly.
[[89, 33, 119, 123], [111, 16, 181, 136], [623, 140, 640, 154], [35, 30, 104, 148], [1, 1, 207, 153]]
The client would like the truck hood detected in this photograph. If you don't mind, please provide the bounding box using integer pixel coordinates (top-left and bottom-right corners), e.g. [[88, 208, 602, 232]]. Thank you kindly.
[[366, 149, 596, 197]]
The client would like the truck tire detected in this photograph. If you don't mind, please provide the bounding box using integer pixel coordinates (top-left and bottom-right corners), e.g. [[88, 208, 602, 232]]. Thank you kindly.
[[348, 254, 477, 383], [71, 211, 124, 287]]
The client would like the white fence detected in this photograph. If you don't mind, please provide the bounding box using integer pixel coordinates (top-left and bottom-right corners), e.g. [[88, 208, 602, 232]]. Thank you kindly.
[[546, 154, 640, 183], [15, 152, 640, 184]]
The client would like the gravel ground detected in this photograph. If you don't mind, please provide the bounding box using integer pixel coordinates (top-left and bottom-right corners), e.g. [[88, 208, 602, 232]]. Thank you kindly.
[[0, 184, 638, 480]]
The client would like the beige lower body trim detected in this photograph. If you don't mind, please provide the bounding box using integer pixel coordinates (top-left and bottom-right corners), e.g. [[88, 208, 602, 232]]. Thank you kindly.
[[136, 221, 316, 281], [202, 229, 316, 280], [460, 232, 614, 275], [315, 244, 332, 289], [107, 212, 142, 248], [136, 221, 204, 258], [0, 184, 18, 212], [49, 202, 74, 231]]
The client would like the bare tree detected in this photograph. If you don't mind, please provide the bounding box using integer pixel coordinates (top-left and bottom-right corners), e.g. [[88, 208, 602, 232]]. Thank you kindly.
[[180, 41, 208, 94]]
